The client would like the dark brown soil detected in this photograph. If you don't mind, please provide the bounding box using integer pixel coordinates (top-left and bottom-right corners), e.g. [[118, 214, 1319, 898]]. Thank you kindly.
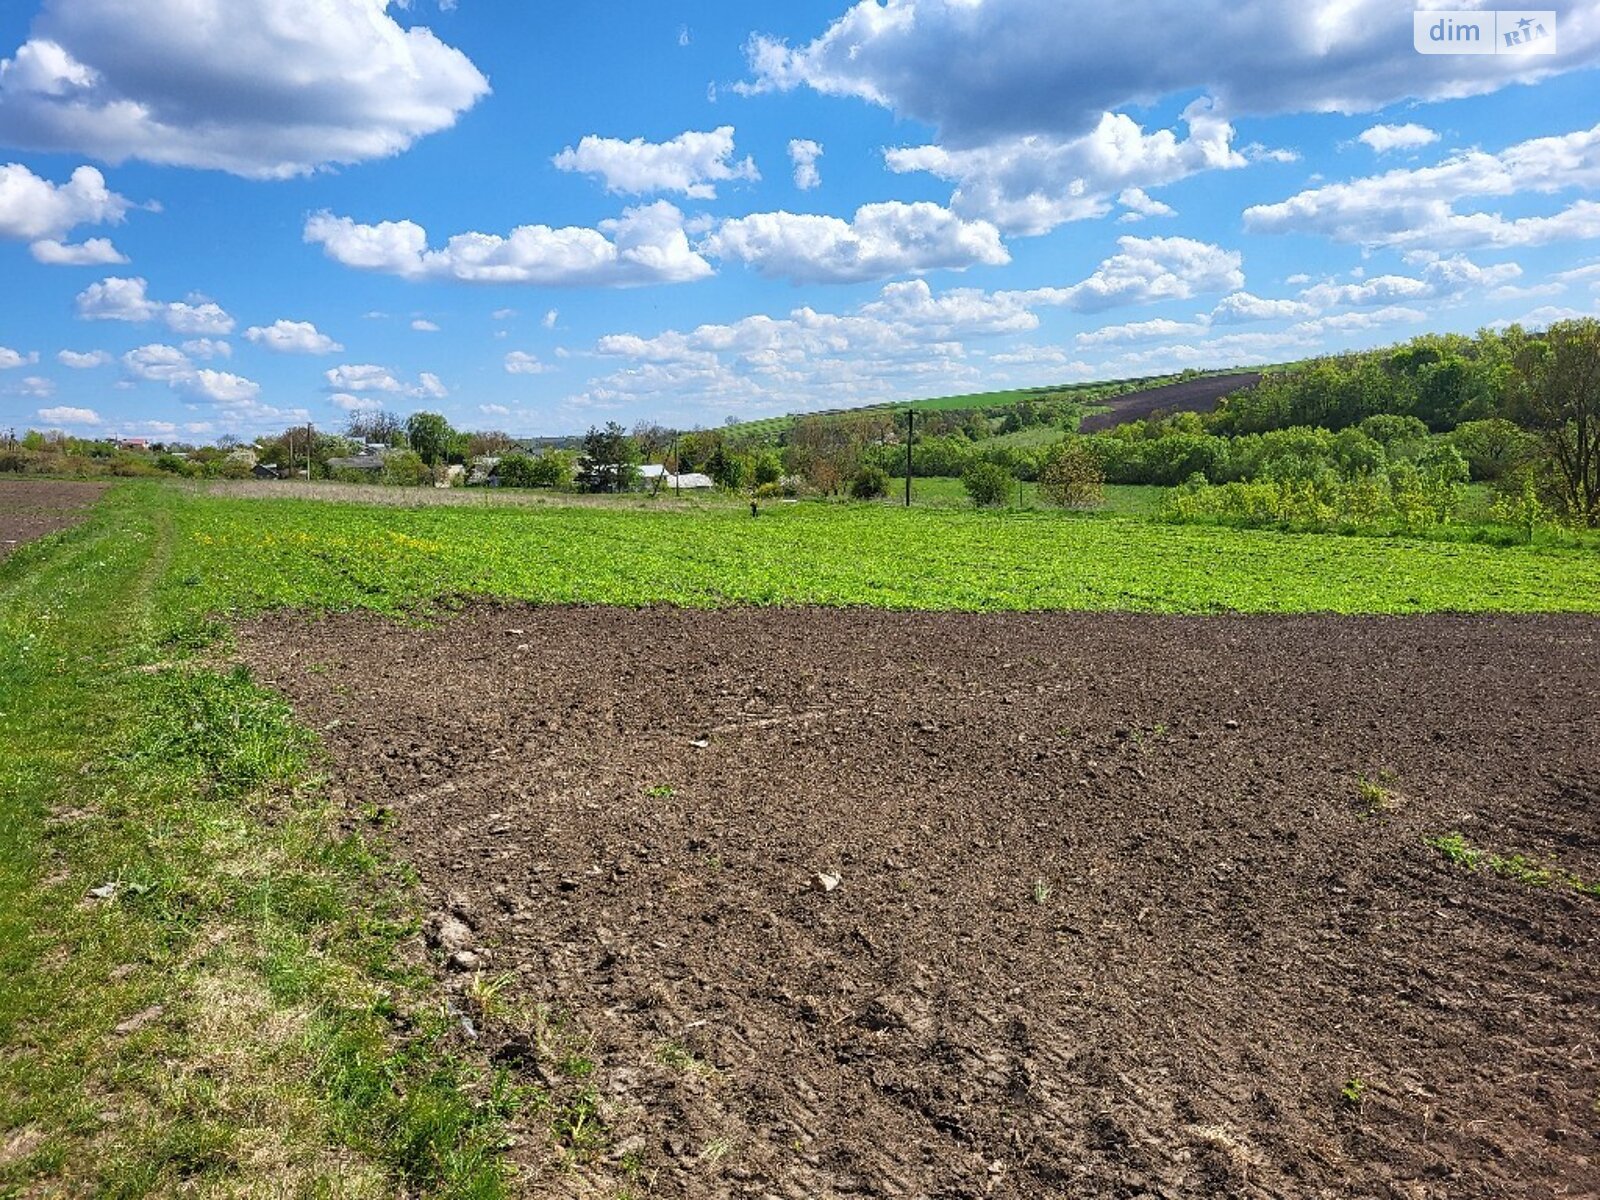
[[238, 607, 1600, 1200], [0, 480, 107, 558], [1079, 372, 1261, 432]]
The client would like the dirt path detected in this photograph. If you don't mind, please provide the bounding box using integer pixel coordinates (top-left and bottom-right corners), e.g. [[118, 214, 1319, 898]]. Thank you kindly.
[[0, 480, 107, 559], [239, 607, 1600, 1199]]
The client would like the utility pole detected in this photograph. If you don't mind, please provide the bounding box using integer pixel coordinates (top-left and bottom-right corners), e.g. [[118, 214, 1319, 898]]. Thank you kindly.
[[904, 409, 914, 506]]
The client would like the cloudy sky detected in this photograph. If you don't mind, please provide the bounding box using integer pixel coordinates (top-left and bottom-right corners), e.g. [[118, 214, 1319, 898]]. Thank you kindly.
[[1, 0, 1599, 440]]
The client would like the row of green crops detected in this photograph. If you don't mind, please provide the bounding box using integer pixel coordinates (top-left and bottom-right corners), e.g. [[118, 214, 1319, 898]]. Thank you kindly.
[[157, 483, 1600, 626]]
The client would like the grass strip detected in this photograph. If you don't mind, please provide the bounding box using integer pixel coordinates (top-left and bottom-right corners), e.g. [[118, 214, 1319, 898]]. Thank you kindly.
[[0, 485, 518, 1196]]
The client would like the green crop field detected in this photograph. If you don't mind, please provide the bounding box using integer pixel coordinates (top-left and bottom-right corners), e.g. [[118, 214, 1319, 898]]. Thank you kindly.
[[152, 483, 1600, 622]]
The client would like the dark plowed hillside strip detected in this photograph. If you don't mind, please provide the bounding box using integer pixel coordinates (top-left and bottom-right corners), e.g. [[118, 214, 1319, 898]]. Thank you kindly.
[[1078, 371, 1261, 431], [239, 608, 1600, 1200], [0, 480, 107, 559]]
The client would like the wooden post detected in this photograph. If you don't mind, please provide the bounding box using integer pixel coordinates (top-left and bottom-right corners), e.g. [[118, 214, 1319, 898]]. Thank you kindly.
[[904, 409, 913, 507]]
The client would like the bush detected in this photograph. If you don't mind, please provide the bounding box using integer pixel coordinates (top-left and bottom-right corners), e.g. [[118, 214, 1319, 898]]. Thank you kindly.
[[1160, 459, 1465, 534], [380, 450, 429, 487], [752, 451, 783, 487], [1037, 440, 1104, 508], [961, 461, 1012, 507], [497, 451, 571, 489], [849, 465, 889, 500], [1490, 473, 1548, 543], [753, 481, 786, 499], [494, 454, 537, 488], [1358, 414, 1429, 453]]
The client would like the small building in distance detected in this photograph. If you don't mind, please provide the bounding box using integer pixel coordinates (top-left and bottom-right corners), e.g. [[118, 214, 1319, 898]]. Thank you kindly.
[[638, 464, 714, 491], [664, 471, 714, 490]]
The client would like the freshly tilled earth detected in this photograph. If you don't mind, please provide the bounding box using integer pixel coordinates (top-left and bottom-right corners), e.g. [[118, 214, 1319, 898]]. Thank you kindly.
[[0, 480, 106, 558], [1076, 372, 1261, 432], [239, 606, 1600, 1200]]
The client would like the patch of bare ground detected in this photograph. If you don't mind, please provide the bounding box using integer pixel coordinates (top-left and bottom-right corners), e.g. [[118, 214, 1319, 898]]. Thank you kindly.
[[1079, 372, 1261, 432], [0, 480, 107, 558], [238, 607, 1600, 1199]]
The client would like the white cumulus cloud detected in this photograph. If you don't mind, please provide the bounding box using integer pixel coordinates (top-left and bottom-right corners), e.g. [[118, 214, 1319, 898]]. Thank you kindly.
[[1245, 122, 1600, 250], [37, 404, 98, 426], [324, 362, 445, 398], [0, 0, 489, 178], [244, 319, 343, 355], [187, 368, 259, 404], [325, 363, 403, 393], [1209, 291, 1317, 323], [75, 276, 233, 334], [305, 201, 713, 287], [0, 162, 129, 242], [504, 351, 549, 374], [29, 234, 126, 264], [0, 346, 38, 369], [122, 342, 193, 382], [857, 279, 1037, 337], [1116, 188, 1176, 223], [553, 126, 758, 198], [788, 138, 823, 189], [1289, 306, 1428, 336], [57, 348, 111, 368], [1076, 317, 1212, 347], [180, 338, 230, 359], [885, 101, 1243, 235], [1357, 123, 1440, 154], [1018, 236, 1243, 312], [1297, 256, 1521, 308], [703, 200, 1008, 283], [740, 2, 1600, 142]]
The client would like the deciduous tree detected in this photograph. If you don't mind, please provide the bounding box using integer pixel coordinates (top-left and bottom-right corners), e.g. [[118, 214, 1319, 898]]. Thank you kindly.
[[1506, 318, 1600, 525], [405, 412, 456, 467]]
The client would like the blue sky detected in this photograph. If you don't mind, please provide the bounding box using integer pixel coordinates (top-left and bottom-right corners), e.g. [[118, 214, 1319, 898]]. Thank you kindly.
[[1, 0, 1598, 440]]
